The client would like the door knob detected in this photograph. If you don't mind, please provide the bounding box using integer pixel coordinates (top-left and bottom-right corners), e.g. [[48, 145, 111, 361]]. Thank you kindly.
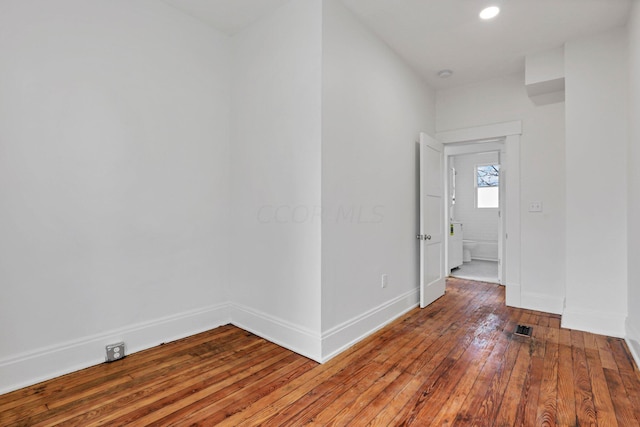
[[426, 235, 432, 240]]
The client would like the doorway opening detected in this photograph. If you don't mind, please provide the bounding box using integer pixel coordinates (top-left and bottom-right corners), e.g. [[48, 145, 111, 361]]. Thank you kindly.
[[418, 120, 522, 309], [435, 120, 522, 309], [445, 142, 503, 284]]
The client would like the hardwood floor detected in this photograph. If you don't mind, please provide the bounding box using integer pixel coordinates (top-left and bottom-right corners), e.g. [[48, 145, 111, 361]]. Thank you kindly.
[[2, 278, 640, 426]]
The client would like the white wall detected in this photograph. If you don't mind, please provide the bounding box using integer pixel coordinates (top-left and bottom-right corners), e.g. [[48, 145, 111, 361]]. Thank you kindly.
[[525, 46, 565, 105], [437, 73, 566, 314], [627, 0, 640, 363], [563, 29, 628, 337], [451, 152, 500, 260], [320, 0, 435, 359], [9, 0, 633, 395], [0, 0, 438, 391], [0, 0, 232, 393], [230, 0, 323, 359]]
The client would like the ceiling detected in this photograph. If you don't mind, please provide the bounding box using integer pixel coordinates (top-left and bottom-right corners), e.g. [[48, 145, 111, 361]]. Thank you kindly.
[[162, 0, 291, 35], [163, 0, 632, 89]]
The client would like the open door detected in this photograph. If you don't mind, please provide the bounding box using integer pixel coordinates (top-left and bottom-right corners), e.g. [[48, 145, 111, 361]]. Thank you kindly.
[[418, 133, 445, 308]]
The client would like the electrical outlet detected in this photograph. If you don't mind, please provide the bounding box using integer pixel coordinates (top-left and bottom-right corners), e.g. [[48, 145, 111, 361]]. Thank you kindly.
[[105, 342, 125, 362], [528, 201, 543, 212], [381, 274, 388, 288]]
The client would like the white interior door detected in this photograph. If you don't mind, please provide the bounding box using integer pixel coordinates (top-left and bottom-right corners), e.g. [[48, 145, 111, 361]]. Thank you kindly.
[[419, 132, 445, 308]]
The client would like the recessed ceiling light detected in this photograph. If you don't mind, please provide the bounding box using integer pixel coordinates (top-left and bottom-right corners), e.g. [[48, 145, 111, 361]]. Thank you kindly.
[[479, 6, 500, 20], [438, 69, 453, 78]]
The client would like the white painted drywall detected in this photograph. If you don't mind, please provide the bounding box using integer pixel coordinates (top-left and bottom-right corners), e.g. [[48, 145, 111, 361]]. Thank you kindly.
[[320, 0, 435, 356], [525, 46, 565, 105], [564, 29, 628, 336], [627, 0, 640, 363], [230, 0, 323, 358], [525, 46, 565, 86], [437, 73, 566, 314], [451, 152, 500, 261], [0, 0, 232, 392]]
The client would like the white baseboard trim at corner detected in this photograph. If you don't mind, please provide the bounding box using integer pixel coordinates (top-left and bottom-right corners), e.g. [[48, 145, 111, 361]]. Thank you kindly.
[[0, 303, 231, 395], [320, 289, 419, 363], [521, 291, 564, 315], [625, 319, 640, 371], [230, 304, 322, 363], [561, 307, 626, 338]]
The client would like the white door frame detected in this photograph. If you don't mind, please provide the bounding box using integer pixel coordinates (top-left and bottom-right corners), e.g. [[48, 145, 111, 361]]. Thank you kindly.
[[437, 121, 522, 308]]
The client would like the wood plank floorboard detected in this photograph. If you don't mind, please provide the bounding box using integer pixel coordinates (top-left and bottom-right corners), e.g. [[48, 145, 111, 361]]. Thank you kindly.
[[2, 278, 640, 426]]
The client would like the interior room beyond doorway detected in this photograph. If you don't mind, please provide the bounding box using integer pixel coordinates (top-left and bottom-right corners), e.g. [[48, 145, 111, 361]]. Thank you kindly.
[[446, 143, 503, 285]]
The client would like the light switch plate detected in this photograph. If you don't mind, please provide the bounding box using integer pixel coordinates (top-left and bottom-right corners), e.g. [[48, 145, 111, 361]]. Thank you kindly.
[[528, 201, 543, 212]]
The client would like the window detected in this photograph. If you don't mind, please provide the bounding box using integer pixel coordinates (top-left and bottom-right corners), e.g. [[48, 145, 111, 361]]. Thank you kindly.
[[476, 164, 500, 208]]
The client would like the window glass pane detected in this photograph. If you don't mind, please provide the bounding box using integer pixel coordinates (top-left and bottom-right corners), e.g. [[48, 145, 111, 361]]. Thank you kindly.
[[477, 187, 499, 208], [477, 164, 500, 187], [476, 163, 500, 208]]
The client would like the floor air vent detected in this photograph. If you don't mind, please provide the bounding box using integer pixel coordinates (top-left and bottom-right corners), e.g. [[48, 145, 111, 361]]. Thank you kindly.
[[514, 325, 532, 337]]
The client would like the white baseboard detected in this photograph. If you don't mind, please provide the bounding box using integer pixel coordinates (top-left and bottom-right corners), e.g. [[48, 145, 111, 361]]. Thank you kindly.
[[521, 291, 564, 315], [0, 303, 230, 395], [625, 319, 640, 371], [320, 289, 419, 363], [561, 307, 626, 338], [0, 290, 422, 395], [230, 303, 322, 362], [470, 257, 499, 262]]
